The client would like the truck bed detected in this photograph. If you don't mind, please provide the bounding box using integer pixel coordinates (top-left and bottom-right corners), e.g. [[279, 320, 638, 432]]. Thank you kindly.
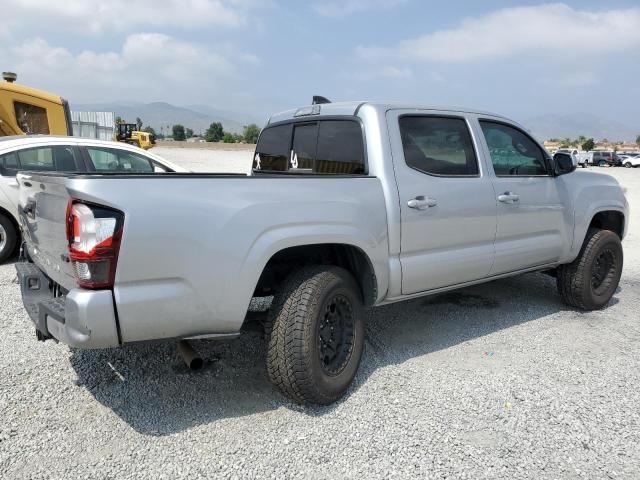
[[17, 171, 390, 344]]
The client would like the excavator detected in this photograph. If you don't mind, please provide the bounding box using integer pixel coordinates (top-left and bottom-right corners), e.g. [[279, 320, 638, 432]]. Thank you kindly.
[[1, 72, 154, 149], [0, 71, 73, 136]]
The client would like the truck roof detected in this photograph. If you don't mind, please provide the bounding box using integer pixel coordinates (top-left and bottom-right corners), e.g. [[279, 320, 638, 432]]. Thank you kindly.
[[267, 101, 515, 125]]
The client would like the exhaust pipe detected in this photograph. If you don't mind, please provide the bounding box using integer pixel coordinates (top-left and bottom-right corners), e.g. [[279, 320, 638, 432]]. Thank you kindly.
[[177, 340, 203, 371]]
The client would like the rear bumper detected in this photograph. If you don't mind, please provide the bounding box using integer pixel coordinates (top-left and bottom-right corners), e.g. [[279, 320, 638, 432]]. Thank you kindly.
[[16, 262, 120, 349]]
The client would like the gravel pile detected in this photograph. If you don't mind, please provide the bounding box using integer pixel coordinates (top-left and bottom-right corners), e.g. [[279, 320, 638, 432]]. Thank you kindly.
[[1, 164, 639, 479]]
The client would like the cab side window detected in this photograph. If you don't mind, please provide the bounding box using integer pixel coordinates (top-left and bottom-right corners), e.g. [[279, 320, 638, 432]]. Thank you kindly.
[[399, 116, 479, 176], [480, 121, 548, 176]]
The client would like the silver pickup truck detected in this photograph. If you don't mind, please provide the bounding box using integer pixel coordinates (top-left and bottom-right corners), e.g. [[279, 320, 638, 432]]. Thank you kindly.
[[15, 101, 628, 405]]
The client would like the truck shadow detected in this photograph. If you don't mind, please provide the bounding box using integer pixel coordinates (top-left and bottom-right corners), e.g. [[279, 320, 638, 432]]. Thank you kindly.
[[68, 272, 616, 436]]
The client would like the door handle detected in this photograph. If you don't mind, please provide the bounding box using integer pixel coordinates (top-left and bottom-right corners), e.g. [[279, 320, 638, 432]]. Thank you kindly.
[[497, 192, 520, 203], [408, 195, 438, 210]]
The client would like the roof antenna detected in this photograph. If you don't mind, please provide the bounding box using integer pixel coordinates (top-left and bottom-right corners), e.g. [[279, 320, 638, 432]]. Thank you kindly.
[[312, 95, 331, 105]]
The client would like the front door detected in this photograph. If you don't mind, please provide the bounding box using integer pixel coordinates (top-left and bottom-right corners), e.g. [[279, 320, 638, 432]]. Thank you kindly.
[[477, 119, 568, 275], [388, 111, 498, 295]]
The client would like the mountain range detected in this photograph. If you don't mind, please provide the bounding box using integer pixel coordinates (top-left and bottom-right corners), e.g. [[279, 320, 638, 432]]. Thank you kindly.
[[72, 101, 639, 142], [72, 101, 264, 135]]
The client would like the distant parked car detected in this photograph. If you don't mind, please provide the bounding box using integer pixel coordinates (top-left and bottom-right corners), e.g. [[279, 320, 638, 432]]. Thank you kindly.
[[556, 148, 584, 167], [622, 155, 640, 168], [0, 136, 186, 262], [591, 151, 621, 167]]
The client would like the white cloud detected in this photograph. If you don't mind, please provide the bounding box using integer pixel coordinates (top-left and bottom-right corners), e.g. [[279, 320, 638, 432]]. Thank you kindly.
[[378, 66, 413, 79], [3, 0, 258, 33], [358, 4, 640, 62], [314, 0, 407, 18], [544, 71, 599, 88], [3, 34, 256, 104]]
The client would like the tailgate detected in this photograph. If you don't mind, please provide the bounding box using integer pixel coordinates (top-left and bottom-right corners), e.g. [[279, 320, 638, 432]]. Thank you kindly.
[[17, 173, 76, 291]]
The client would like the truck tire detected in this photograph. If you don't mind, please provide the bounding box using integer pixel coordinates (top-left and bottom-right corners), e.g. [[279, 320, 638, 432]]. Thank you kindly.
[[557, 228, 623, 310], [266, 265, 365, 405], [0, 214, 18, 263]]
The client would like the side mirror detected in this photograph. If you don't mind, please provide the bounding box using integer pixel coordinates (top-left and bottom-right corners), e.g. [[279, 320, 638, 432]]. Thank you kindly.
[[553, 152, 576, 175]]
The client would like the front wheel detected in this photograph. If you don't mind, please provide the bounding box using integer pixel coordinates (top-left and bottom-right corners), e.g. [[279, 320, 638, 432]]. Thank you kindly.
[[266, 265, 365, 405], [557, 229, 623, 310], [624, 162, 632, 168], [0, 214, 18, 263]]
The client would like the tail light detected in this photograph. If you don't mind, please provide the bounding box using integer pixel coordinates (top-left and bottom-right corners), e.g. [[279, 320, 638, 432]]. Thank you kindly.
[[66, 201, 124, 289]]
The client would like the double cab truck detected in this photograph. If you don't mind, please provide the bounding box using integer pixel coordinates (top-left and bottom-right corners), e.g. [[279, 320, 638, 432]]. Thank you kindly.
[[15, 101, 628, 405]]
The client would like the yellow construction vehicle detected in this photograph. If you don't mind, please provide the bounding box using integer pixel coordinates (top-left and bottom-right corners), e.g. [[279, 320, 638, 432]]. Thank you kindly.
[[114, 123, 155, 150], [0, 72, 72, 136]]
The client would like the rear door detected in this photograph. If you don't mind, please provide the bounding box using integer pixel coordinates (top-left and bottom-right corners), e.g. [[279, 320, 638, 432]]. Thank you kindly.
[[387, 110, 497, 294], [476, 119, 568, 274]]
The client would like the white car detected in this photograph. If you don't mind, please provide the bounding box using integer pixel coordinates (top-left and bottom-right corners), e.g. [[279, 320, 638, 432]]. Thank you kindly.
[[0, 136, 186, 262], [556, 148, 585, 167], [621, 154, 640, 168]]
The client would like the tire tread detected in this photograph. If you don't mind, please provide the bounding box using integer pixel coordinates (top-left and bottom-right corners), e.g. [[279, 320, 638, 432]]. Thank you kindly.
[[266, 265, 358, 404]]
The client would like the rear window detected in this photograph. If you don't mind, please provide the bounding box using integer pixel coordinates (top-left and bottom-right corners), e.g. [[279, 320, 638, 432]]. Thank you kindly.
[[253, 124, 291, 172], [253, 119, 365, 174], [315, 121, 366, 174]]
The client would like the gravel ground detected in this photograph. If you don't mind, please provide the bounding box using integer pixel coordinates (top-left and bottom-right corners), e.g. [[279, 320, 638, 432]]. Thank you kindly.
[[1, 162, 639, 479], [152, 146, 253, 174]]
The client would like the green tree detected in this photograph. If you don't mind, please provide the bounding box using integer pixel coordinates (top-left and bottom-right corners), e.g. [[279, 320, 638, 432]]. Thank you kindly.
[[172, 124, 186, 141], [136, 117, 143, 131], [185, 128, 194, 139], [142, 126, 156, 137], [205, 122, 224, 142], [242, 123, 261, 144], [581, 138, 595, 152], [636, 134, 640, 146], [115, 116, 123, 125], [222, 132, 236, 143]]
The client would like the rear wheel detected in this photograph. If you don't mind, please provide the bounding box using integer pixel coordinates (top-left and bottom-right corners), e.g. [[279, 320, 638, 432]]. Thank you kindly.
[[0, 214, 18, 263], [557, 229, 623, 310], [266, 265, 365, 405], [598, 160, 607, 167]]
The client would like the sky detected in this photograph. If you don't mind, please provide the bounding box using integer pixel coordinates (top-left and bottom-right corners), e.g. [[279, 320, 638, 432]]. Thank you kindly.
[[1, 0, 639, 128]]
